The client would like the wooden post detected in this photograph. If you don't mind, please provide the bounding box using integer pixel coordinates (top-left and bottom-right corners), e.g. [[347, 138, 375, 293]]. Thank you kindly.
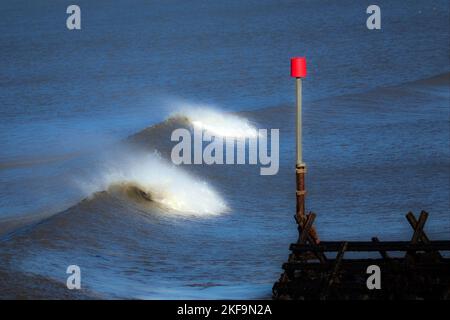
[[372, 237, 390, 260], [406, 211, 441, 259], [296, 164, 306, 222], [410, 211, 428, 244], [321, 241, 348, 299]]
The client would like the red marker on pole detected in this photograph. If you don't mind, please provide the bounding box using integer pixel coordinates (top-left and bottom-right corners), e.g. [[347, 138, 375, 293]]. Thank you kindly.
[[290, 57, 307, 165], [290, 57, 318, 243], [291, 57, 307, 79]]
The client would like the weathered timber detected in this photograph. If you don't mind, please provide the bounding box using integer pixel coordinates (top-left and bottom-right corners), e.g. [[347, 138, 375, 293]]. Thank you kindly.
[[321, 242, 348, 299], [372, 237, 390, 260], [274, 211, 450, 300], [290, 240, 450, 253], [283, 259, 450, 272]]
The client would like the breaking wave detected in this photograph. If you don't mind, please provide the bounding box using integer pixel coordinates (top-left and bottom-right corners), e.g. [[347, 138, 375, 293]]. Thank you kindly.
[[80, 151, 228, 216], [171, 104, 259, 138]]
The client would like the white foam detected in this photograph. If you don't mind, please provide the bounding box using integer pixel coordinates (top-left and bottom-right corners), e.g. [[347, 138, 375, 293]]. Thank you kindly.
[[172, 104, 259, 138], [80, 151, 228, 216]]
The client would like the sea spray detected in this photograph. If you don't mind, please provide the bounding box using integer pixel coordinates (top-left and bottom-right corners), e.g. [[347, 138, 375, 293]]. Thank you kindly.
[[170, 105, 279, 175], [79, 149, 228, 216], [171, 105, 259, 138]]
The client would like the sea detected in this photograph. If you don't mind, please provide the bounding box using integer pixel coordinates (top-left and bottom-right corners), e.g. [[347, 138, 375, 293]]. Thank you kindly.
[[0, 0, 448, 299]]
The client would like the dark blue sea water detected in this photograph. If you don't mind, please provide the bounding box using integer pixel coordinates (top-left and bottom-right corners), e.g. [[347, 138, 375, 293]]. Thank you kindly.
[[0, 0, 449, 298]]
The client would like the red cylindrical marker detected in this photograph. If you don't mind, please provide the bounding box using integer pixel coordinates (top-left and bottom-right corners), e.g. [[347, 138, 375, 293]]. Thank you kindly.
[[291, 57, 307, 78]]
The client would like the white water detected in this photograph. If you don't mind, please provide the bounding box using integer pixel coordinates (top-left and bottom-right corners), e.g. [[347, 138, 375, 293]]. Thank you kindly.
[[82, 105, 259, 216], [172, 104, 259, 138], [80, 150, 228, 216]]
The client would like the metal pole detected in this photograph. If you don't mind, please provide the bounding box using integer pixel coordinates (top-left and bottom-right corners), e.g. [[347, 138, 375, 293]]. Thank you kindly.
[[291, 57, 307, 222], [295, 77, 306, 221], [291, 57, 319, 244], [296, 77, 303, 165]]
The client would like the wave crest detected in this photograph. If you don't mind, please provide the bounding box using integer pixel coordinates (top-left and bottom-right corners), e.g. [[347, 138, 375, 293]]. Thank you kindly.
[[171, 104, 259, 138], [81, 152, 228, 216]]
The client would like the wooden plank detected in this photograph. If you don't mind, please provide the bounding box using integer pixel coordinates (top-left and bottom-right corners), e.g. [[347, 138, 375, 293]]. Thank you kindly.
[[372, 237, 389, 259], [298, 213, 315, 244], [290, 240, 450, 253], [406, 212, 431, 243], [411, 211, 428, 244], [294, 212, 327, 263], [283, 259, 450, 271], [406, 211, 442, 259], [329, 242, 348, 280], [321, 242, 348, 299], [407, 211, 429, 258]]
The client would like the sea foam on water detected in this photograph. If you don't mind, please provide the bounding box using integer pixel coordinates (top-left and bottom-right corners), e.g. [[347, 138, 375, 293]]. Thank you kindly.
[[81, 150, 228, 216]]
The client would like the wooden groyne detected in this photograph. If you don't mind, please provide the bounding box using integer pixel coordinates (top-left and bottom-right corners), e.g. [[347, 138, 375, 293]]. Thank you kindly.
[[281, 57, 450, 299], [273, 211, 450, 300]]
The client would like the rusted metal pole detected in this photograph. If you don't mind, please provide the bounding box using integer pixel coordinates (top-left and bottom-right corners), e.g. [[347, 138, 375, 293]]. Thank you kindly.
[[295, 77, 306, 221], [291, 57, 320, 244], [291, 58, 307, 223]]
